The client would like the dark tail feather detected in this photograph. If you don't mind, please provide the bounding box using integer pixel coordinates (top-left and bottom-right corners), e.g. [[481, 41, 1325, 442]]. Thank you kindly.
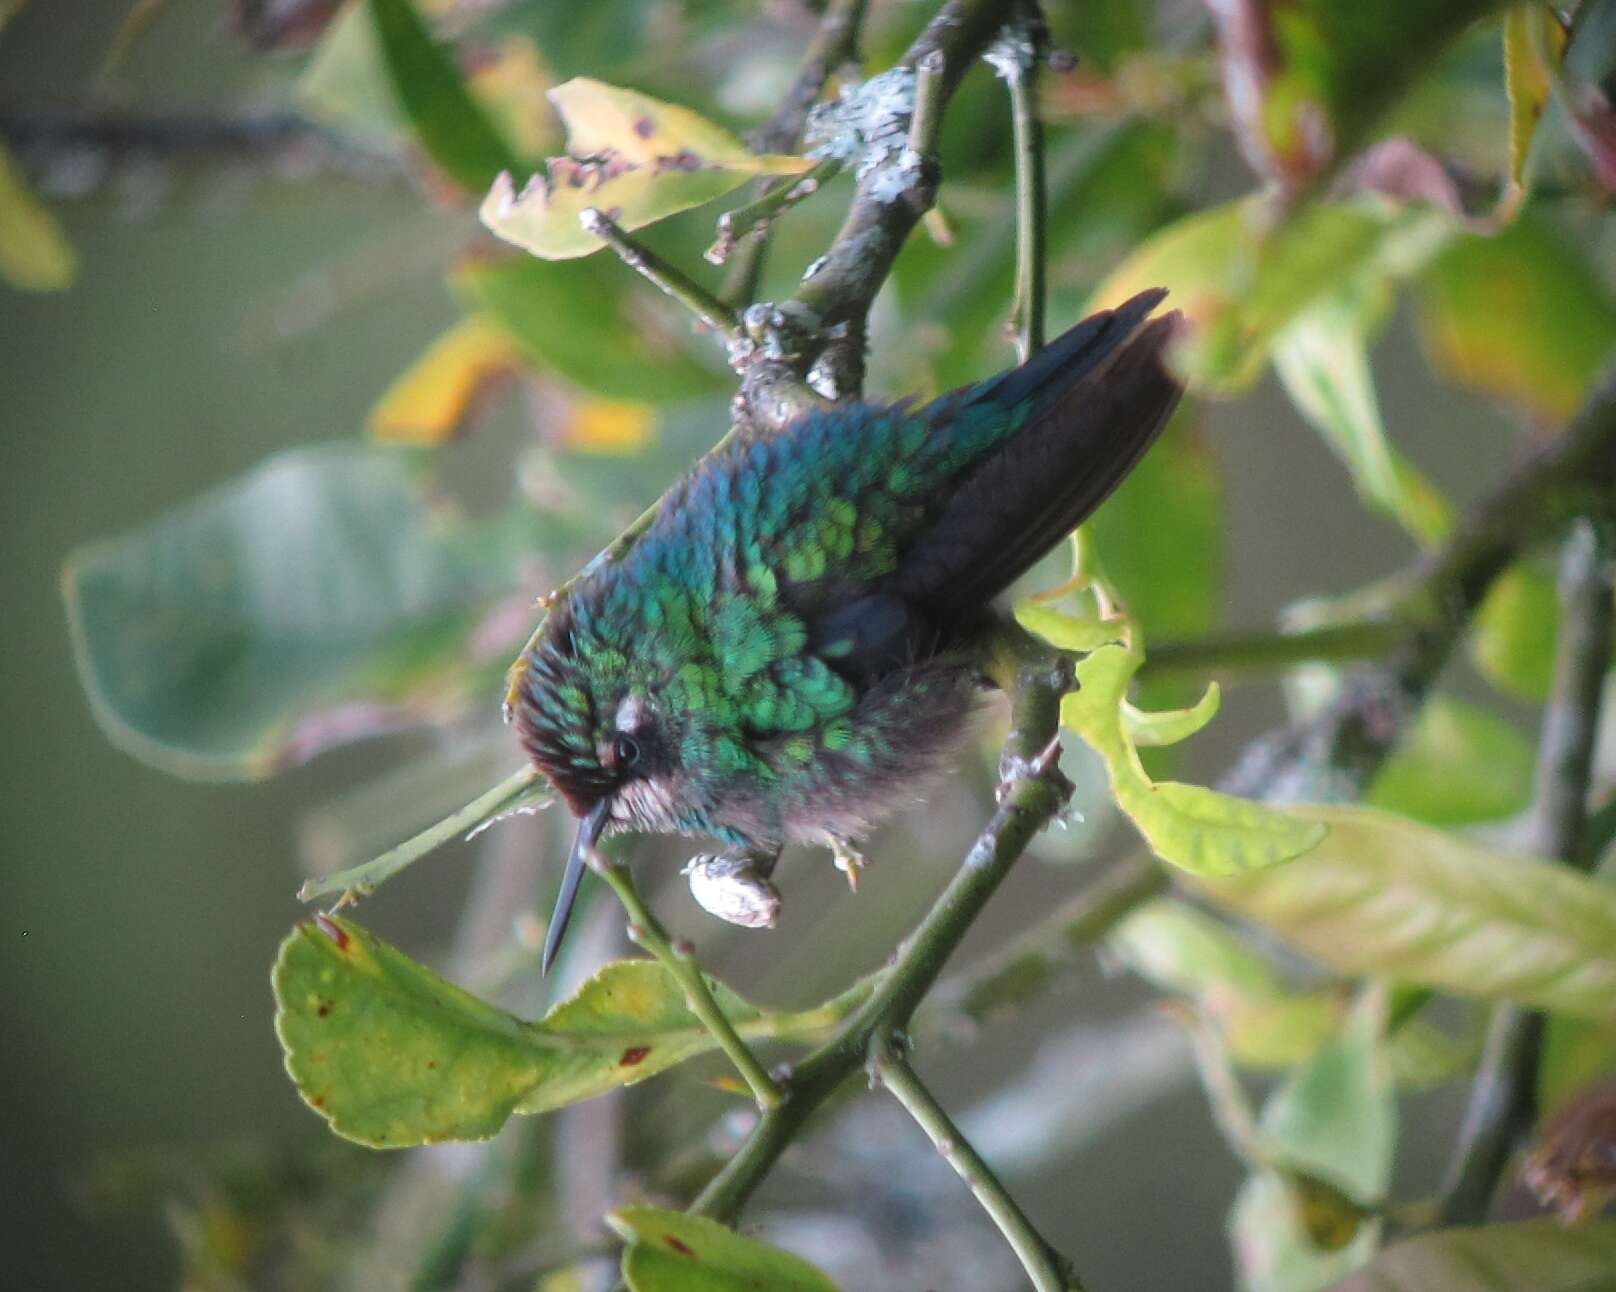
[[896, 289, 1184, 623]]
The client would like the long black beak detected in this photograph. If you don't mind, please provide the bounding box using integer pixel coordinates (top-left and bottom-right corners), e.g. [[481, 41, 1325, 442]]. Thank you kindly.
[[542, 796, 611, 976]]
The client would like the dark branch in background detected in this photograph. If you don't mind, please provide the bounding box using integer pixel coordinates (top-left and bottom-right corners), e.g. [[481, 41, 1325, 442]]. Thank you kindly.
[[718, 0, 872, 306], [1223, 357, 1616, 805], [0, 109, 402, 186], [1439, 518, 1614, 1226]]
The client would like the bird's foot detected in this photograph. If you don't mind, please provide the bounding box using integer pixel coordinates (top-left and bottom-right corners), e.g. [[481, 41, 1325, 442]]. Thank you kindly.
[[828, 836, 868, 891], [683, 851, 782, 929]]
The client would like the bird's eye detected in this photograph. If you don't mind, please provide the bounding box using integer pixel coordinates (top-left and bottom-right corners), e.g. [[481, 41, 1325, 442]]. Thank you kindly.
[[612, 733, 641, 770]]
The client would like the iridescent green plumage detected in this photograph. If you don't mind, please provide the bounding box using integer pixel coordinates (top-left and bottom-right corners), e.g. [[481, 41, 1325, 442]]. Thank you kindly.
[[513, 290, 1183, 969]]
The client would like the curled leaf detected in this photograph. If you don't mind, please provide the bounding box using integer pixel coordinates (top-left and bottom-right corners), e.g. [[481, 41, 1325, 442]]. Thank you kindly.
[[1062, 642, 1326, 875], [480, 78, 812, 260]]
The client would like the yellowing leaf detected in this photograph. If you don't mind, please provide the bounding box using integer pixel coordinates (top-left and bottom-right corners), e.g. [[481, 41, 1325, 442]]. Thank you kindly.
[[480, 77, 813, 260], [1415, 212, 1616, 425], [563, 397, 656, 455], [368, 316, 521, 445], [0, 140, 74, 292], [1089, 198, 1449, 394], [467, 35, 558, 159], [1502, 5, 1568, 213], [1063, 642, 1326, 875], [1199, 805, 1616, 1022]]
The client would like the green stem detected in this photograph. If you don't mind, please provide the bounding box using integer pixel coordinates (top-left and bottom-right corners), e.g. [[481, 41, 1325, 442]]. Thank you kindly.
[[1140, 619, 1402, 681], [872, 1034, 1079, 1292], [297, 766, 542, 903], [995, 18, 1046, 361], [579, 208, 740, 341], [597, 859, 784, 1111], [708, 156, 843, 266], [908, 49, 949, 157]]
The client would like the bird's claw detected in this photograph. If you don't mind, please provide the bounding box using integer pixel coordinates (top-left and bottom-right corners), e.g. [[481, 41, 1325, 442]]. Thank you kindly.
[[684, 853, 782, 929]]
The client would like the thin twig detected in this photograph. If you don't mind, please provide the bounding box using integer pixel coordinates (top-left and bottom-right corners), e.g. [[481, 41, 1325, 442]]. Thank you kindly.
[[579, 208, 741, 341], [908, 50, 949, 157], [1140, 620, 1401, 682], [708, 156, 843, 265], [1438, 518, 1614, 1225], [297, 766, 543, 903], [989, 15, 1047, 361], [595, 856, 785, 1111], [873, 1034, 1079, 1292]]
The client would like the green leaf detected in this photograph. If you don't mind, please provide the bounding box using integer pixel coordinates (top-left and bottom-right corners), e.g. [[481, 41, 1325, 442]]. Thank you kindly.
[[1232, 1169, 1381, 1292], [1090, 197, 1450, 394], [1123, 682, 1221, 747], [479, 78, 811, 261], [1199, 804, 1616, 1021], [62, 443, 523, 780], [607, 1206, 842, 1292], [1415, 210, 1616, 424], [453, 255, 728, 402], [273, 917, 842, 1147], [1325, 1219, 1616, 1291], [1469, 559, 1561, 701], [1061, 642, 1327, 875], [1110, 899, 1343, 1068], [0, 138, 74, 292], [1012, 602, 1126, 653], [1367, 695, 1535, 825], [1271, 282, 1452, 543], [1259, 993, 1396, 1204], [1539, 1014, 1616, 1117], [368, 0, 521, 193]]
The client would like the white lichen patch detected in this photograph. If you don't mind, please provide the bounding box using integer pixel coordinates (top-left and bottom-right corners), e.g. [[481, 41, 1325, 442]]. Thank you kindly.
[[805, 66, 918, 178]]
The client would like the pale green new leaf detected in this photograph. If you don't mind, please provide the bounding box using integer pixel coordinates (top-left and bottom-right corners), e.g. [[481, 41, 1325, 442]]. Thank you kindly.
[[1123, 682, 1220, 747], [1271, 283, 1452, 544], [1199, 804, 1616, 1020], [481, 78, 811, 260], [608, 1206, 842, 1292], [273, 917, 843, 1147], [1062, 643, 1326, 875], [1326, 1219, 1616, 1291]]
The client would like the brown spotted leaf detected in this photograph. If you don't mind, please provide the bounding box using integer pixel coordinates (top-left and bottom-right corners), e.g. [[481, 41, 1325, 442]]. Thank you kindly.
[[608, 1206, 843, 1292], [273, 916, 843, 1146], [480, 77, 812, 260]]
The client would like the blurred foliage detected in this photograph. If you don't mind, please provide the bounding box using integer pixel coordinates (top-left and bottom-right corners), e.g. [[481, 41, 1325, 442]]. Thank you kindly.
[[31, 0, 1616, 1286]]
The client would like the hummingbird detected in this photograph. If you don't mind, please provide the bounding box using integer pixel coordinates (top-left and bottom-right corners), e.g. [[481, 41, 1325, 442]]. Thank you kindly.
[[511, 288, 1183, 972]]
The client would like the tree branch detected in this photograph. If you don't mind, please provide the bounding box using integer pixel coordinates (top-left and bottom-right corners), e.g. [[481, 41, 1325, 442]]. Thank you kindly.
[[719, 0, 872, 305], [596, 853, 784, 1111], [873, 1034, 1079, 1292], [989, 13, 1048, 362], [1439, 518, 1614, 1225]]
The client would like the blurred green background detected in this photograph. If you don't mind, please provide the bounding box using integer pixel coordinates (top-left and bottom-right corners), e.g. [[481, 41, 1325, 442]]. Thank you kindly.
[[2, 0, 1592, 1288]]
